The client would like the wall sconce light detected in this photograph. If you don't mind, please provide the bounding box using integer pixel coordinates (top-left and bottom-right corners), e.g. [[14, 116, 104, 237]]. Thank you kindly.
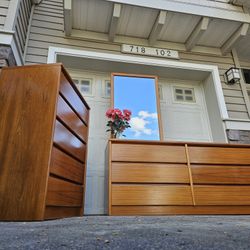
[[225, 67, 241, 84]]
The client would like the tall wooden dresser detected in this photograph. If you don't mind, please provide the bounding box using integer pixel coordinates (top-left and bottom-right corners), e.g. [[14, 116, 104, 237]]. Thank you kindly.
[[0, 64, 90, 220]]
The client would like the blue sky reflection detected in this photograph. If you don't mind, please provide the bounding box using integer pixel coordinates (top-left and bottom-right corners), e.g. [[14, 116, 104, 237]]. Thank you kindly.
[[114, 75, 160, 140]]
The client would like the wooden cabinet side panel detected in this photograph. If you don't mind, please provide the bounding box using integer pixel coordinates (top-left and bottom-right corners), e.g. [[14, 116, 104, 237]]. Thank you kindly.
[[0, 65, 60, 220]]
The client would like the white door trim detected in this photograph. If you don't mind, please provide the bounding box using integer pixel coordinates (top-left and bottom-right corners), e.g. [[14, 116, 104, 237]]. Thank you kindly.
[[47, 46, 229, 120]]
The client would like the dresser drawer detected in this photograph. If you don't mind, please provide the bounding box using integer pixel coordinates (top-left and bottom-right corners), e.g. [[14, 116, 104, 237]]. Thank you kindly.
[[46, 176, 83, 207], [53, 120, 86, 162], [111, 163, 189, 183], [112, 184, 193, 205], [57, 95, 88, 143], [50, 146, 84, 184], [60, 72, 89, 125], [194, 185, 250, 205]]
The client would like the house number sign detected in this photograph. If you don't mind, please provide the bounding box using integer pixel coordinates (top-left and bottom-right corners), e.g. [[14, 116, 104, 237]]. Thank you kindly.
[[121, 44, 179, 59]]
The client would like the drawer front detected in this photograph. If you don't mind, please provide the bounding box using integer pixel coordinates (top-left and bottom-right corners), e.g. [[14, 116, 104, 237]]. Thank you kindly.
[[50, 146, 84, 184], [112, 185, 193, 205], [112, 163, 189, 183], [60, 73, 89, 125], [189, 146, 250, 165], [54, 120, 86, 162], [57, 95, 88, 143], [192, 165, 250, 184], [194, 185, 250, 205], [46, 176, 83, 207], [111, 143, 187, 163]]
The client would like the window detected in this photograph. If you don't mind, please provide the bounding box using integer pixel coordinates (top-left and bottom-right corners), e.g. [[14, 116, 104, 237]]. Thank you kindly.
[[174, 87, 196, 103], [72, 79, 79, 85], [158, 84, 163, 100], [80, 80, 92, 94], [72, 78, 92, 95], [105, 80, 111, 97], [242, 69, 250, 84]]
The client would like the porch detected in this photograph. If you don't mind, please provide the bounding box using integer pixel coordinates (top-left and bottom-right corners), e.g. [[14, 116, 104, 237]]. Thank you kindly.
[[50, 48, 250, 214], [109, 139, 250, 215]]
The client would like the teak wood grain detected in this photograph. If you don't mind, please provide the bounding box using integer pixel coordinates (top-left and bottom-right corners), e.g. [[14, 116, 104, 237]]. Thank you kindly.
[[109, 140, 250, 215], [0, 64, 60, 220], [54, 120, 86, 162], [46, 177, 83, 207], [0, 64, 89, 220], [111, 206, 250, 215], [111, 143, 187, 163], [50, 146, 84, 184], [192, 165, 250, 184], [111, 163, 190, 183], [45, 206, 82, 219], [112, 185, 193, 205], [188, 146, 250, 165], [57, 95, 88, 143], [194, 185, 250, 205], [60, 73, 89, 125]]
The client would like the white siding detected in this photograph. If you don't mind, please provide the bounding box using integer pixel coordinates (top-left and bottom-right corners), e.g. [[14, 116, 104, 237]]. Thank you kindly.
[[25, 0, 249, 120], [14, 0, 33, 56], [0, 0, 9, 28]]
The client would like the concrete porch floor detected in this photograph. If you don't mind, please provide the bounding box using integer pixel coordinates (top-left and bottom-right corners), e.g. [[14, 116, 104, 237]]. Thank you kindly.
[[0, 216, 250, 250]]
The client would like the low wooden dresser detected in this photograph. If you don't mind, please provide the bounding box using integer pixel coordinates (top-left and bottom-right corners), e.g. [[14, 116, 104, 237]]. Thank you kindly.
[[0, 64, 90, 220]]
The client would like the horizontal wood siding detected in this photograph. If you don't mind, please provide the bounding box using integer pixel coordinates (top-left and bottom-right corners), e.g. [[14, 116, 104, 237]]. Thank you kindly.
[[14, 0, 33, 56], [0, 0, 9, 28], [25, 0, 249, 119]]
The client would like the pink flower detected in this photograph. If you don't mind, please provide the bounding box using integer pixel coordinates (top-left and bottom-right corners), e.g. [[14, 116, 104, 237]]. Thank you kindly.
[[112, 108, 123, 119], [106, 108, 113, 118], [123, 109, 132, 121], [105, 108, 131, 138]]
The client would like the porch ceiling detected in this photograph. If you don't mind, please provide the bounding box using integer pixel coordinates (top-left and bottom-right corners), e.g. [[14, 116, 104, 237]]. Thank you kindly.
[[65, 0, 250, 59], [57, 54, 210, 81]]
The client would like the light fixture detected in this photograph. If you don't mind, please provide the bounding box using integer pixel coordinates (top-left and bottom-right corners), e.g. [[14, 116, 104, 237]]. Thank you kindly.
[[225, 67, 241, 84]]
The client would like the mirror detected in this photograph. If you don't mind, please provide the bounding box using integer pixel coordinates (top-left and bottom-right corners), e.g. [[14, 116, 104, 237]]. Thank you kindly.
[[112, 74, 162, 140]]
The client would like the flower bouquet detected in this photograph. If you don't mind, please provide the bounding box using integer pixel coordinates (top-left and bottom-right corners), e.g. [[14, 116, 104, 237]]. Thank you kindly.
[[106, 108, 132, 138]]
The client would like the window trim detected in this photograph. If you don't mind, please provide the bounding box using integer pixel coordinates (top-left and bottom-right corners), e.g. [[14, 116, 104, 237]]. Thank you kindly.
[[173, 86, 196, 104], [72, 77, 93, 96]]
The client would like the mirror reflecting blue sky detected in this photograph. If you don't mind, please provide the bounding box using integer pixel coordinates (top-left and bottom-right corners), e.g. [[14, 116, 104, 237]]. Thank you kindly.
[[114, 75, 160, 140]]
